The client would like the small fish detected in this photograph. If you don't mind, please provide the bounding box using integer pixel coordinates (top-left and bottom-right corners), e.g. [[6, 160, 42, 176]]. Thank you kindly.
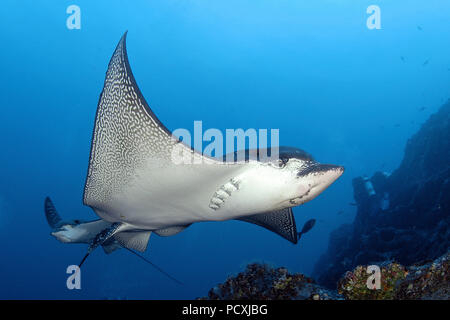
[[297, 219, 316, 240], [400, 56, 405, 62], [422, 59, 429, 66], [419, 106, 426, 112], [349, 202, 357, 206], [394, 123, 400, 127], [417, 25, 422, 31], [337, 210, 344, 215]]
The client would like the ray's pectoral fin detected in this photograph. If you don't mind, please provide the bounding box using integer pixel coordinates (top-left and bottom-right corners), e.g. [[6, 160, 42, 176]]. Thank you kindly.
[[79, 222, 125, 267], [153, 224, 191, 237], [102, 231, 152, 253], [114, 231, 152, 252], [101, 239, 122, 254], [237, 207, 298, 244]]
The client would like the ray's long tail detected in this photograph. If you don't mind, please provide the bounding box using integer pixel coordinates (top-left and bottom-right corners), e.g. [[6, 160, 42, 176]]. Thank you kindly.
[[124, 248, 183, 285]]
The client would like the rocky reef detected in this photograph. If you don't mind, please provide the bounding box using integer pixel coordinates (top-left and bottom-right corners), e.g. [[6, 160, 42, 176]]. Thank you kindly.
[[201, 262, 342, 300], [338, 250, 449, 300], [313, 99, 450, 289], [202, 250, 448, 300]]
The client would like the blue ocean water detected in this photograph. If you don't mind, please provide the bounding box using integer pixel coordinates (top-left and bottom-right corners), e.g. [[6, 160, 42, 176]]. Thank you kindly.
[[0, 0, 449, 299]]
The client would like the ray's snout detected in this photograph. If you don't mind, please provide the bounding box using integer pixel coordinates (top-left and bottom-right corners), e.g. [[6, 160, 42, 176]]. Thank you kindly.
[[298, 163, 344, 192], [315, 164, 344, 175], [298, 163, 344, 177], [286, 162, 344, 206], [319, 164, 344, 183]]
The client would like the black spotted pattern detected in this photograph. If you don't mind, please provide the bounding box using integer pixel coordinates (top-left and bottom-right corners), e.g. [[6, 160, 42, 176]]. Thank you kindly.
[[44, 197, 62, 229], [88, 222, 123, 253], [83, 32, 189, 210], [238, 207, 298, 244]]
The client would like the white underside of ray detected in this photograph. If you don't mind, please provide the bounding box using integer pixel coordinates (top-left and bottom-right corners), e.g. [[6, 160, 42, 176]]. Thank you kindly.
[[94, 160, 294, 230], [83, 32, 288, 231], [51, 219, 111, 243]]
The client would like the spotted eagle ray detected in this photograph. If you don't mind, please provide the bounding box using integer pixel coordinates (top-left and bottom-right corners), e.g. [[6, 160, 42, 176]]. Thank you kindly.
[[46, 32, 344, 273]]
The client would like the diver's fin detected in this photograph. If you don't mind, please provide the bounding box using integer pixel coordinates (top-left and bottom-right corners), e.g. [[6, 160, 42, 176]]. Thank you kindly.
[[153, 224, 192, 237], [44, 197, 62, 229], [79, 222, 125, 267], [114, 231, 152, 252], [237, 207, 298, 244]]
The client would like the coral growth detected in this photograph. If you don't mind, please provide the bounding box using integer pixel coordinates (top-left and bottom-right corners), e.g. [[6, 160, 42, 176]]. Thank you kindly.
[[202, 263, 341, 300], [337, 262, 408, 300], [338, 251, 449, 299], [202, 251, 449, 300], [396, 252, 449, 299]]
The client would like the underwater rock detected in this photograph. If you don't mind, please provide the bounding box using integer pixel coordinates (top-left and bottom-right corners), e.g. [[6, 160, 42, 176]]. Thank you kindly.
[[202, 250, 449, 300], [313, 99, 450, 289], [337, 251, 449, 300], [200, 263, 342, 300], [395, 251, 449, 299]]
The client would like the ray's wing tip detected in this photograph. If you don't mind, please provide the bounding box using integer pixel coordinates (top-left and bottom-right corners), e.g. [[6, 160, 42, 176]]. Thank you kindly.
[[289, 229, 298, 245], [112, 30, 129, 58], [121, 30, 128, 42], [44, 196, 53, 209]]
